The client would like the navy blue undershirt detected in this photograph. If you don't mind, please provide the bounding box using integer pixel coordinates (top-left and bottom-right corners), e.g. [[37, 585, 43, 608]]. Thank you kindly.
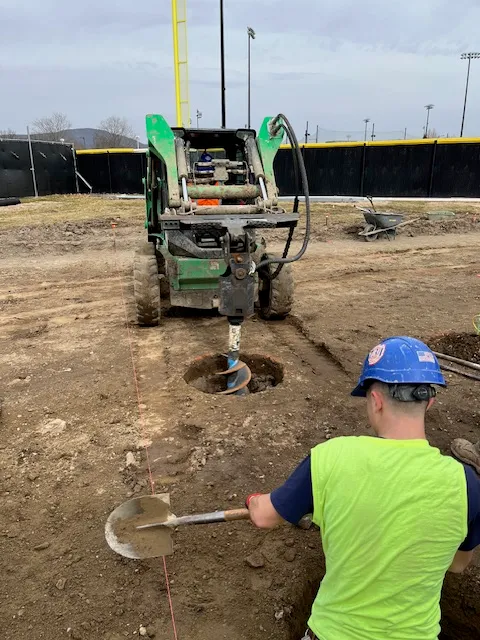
[[270, 454, 480, 552]]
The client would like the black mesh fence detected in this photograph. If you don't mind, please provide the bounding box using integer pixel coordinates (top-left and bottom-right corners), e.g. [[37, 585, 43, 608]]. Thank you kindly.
[[0, 139, 76, 198], [75, 141, 480, 199]]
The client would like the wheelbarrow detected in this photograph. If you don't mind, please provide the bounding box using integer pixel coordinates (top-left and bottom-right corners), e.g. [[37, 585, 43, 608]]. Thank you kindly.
[[356, 208, 420, 242]]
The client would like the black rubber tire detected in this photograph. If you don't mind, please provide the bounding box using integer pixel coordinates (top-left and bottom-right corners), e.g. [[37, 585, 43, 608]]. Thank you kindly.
[[364, 223, 377, 241], [258, 254, 294, 320], [155, 250, 170, 299], [134, 242, 161, 326], [0, 197, 21, 207]]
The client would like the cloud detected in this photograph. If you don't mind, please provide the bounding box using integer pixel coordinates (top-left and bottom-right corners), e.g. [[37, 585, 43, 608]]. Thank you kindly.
[[0, 0, 479, 139]]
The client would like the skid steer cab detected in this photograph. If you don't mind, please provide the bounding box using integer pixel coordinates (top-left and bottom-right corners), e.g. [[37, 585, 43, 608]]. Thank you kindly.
[[133, 114, 306, 327]]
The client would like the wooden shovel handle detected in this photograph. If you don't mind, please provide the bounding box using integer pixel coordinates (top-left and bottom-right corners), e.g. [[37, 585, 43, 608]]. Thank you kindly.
[[224, 508, 250, 522]]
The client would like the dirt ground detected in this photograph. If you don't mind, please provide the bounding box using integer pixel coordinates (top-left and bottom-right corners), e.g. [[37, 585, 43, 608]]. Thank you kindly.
[[1, 195, 480, 640]]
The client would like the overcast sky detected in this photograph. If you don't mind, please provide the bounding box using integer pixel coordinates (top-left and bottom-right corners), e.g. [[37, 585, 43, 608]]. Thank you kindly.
[[1, 0, 479, 141]]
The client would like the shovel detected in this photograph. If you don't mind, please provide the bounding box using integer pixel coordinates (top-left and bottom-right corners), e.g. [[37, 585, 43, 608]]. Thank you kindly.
[[105, 494, 250, 559]]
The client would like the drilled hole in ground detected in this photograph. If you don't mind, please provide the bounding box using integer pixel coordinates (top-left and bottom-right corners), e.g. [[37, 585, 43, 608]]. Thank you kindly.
[[285, 571, 480, 640], [429, 332, 480, 364], [184, 353, 284, 395]]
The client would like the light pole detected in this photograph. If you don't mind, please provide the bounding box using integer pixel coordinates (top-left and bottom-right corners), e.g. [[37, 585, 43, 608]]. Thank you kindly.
[[460, 53, 480, 137], [247, 27, 256, 128], [220, 0, 226, 128], [371, 123, 376, 142], [196, 109, 202, 128], [363, 118, 370, 141], [304, 121, 310, 144], [424, 104, 434, 137]]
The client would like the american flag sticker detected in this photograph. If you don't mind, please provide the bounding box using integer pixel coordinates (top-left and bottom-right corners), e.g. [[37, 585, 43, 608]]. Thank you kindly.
[[417, 351, 435, 363]]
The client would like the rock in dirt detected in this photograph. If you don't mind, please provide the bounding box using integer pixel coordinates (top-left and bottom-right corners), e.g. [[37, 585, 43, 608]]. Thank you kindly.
[[146, 626, 156, 637], [55, 578, 67, 590], [251, 574, 273, 592], [284, 537, 295, 548], [139, 626, 148, 637], [125, 451, 137, 467], [274, 605, 293, 621], [284, 549, 296, 562], [38, 418, 66, 436], [33, 541, 50, 551], [245, 552, 265, 568], [298, 514, 313, 530]]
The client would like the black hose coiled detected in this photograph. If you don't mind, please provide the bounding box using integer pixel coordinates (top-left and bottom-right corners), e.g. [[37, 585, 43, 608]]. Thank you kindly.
[[255, 113, 311, 277]]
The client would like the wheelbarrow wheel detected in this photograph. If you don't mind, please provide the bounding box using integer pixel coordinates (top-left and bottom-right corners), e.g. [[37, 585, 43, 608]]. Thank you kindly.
[[363, 223, 377, 241]]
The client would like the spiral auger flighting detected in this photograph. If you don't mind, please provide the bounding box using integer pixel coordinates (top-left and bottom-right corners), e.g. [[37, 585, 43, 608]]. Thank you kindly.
[[216, 321, 251, 395]]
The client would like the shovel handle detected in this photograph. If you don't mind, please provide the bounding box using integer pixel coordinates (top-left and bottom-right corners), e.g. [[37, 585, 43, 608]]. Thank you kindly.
[[136, 508, 250, 530], [224, 508, 250, 522]]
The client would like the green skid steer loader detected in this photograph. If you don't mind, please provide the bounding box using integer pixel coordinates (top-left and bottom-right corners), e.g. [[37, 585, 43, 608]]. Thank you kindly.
[[134, 113, 310, 394]]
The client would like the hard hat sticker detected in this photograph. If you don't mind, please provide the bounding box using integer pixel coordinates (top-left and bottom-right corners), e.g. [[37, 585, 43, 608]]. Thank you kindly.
[[368, 344, 386, 365], [417, 351, 435, 363]]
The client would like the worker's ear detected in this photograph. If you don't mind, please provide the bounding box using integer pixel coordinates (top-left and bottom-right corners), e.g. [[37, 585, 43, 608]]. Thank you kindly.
[[369, 388, 385, 414], [426, 397, 435, 412]]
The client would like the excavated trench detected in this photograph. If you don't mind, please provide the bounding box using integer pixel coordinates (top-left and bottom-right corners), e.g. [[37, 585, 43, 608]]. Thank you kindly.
[[184, 353, 284, 394], [285, 567, 480, 640]]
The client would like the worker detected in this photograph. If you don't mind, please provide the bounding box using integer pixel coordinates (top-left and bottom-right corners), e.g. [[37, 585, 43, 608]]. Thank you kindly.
[[246, 336, 480, 640]]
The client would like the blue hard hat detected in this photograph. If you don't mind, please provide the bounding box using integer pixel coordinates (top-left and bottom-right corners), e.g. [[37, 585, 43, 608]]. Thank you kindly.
[[351, 336, 446, 397]]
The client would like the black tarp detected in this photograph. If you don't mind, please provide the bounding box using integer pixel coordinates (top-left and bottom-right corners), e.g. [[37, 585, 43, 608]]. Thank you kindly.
[[363, 143, 435, 197], [76, 152, 145, 194], [0, 139, 76, 198], [431, 143, 480, 197], [75, 141, 480, 198]]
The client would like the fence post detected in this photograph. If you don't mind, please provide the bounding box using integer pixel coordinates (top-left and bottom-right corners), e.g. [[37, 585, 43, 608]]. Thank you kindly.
[[428, 140, 438, 197], [71, 144, 80, 193], [107, 151, 113, 193], [359, 143, 367, 196], [26, 126, 39, 197]]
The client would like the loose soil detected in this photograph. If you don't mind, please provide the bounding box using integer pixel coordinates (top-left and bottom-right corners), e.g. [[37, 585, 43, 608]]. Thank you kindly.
[[1, 195, 480, 640], [429, 333, 480, 364], [184, 354, 284, 395], [110, 496, 174, 559]]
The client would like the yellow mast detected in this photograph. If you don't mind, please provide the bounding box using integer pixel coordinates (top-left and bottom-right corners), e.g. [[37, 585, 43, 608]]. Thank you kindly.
[[172, 0, 190, 127]]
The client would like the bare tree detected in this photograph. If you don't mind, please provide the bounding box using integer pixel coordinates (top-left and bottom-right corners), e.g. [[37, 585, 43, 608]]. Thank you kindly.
[[32, 112, 72, 141], [427, 128, 439, 138], [95, 116, 136, 148], [0, 128, 19, 139]]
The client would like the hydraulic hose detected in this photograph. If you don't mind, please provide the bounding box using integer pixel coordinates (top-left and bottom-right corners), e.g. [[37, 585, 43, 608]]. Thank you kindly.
[[255, 113, 311, 274]]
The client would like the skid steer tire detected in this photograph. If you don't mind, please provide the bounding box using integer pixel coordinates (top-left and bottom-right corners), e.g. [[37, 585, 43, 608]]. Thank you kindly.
[[134, 243, 161, 326], [258, 254, 294, 320], [155, 250, 170, 299]]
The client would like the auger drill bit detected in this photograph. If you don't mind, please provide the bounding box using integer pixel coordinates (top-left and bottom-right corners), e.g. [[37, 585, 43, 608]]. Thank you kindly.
[[216, 320, 251, 395]]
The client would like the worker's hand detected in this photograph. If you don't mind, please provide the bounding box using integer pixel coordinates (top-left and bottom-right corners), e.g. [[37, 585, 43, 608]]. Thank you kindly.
[[245, 493, 262, 509], [246, 493, 284, 529]]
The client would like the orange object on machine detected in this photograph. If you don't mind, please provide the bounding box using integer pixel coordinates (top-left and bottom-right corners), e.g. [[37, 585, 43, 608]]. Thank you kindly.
[[198, 182, 220, 206]]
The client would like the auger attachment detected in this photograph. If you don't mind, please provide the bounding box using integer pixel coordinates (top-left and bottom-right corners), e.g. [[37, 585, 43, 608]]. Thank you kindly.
[[216, 320, 251, 395]]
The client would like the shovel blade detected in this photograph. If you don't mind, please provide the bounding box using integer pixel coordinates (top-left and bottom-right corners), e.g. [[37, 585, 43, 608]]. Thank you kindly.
[[105, 494, 174, 559]]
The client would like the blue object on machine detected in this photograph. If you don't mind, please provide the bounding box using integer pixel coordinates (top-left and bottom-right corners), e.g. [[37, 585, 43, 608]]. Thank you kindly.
[[351, 336, 446, 397], [197, 150, 213, 174]]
